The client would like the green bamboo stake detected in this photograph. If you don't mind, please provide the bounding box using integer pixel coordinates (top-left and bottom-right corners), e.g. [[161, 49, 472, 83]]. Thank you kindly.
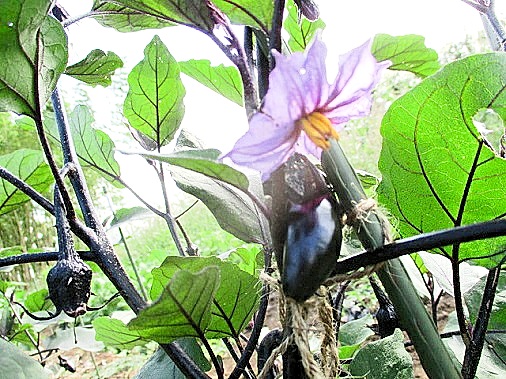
[[322, 139, 462, 379]]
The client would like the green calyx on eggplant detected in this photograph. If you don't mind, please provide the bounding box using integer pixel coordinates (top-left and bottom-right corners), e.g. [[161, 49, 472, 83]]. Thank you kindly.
[[268, 153, 343, 302]]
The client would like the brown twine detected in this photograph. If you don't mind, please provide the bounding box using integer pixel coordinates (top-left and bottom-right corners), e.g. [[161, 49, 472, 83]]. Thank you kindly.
[[257, 334, 293, 379], [289, 299, 326, 379], [318, 287, 340, 378]]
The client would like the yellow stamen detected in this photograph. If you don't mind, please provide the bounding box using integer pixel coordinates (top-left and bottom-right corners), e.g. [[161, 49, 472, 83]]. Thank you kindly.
[[297, 112, 339, 150]]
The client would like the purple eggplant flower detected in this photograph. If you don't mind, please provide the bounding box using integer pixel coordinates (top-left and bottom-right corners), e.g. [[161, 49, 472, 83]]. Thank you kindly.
[[223, 35, 390, 181]]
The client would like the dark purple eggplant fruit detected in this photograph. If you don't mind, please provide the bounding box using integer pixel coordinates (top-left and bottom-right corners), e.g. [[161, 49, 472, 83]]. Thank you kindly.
[[268, 153, 343, 302], [282, 194, 342, 302]]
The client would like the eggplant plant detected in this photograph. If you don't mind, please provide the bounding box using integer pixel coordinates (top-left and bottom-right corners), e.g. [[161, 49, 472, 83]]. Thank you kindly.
[[0, 0, 505, 378]]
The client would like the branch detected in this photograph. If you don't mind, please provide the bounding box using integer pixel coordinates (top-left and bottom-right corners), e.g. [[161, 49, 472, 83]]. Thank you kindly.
[[269, 0, 285, 63], [229, 283, 270, 379], [155, 163, 186, 257], [0, 166, 54, 214], [333, 218, 506, 274], [0, 251, 95, 268], [462, 265, 502, 378]]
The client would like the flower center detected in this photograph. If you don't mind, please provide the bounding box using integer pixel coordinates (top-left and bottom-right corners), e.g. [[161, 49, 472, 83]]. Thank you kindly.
[[297, 112, 339, 150]]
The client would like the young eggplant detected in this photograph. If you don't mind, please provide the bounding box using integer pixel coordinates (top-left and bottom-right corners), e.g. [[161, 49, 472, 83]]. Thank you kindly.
[[278, 154, 343, 302], [47, 187, 92, 318]]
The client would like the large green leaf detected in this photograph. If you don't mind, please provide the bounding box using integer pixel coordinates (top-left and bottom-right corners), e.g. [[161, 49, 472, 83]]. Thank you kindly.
[[140, 149, 249, 191], [0, 149, 53, 215], [151, 256, 260, 339], [65, 50, 123, 87], [0, 338, 49, 379], [372, 34, 440, 78], [213, 0, 273, 32], [284, 0, 325, 52], [128, 267, 220, 343], [93, 1, 174, 32], [124, 35, 185, 149], [378, 53, 506, 267], [97, 0, 215, 31], [93, 317, 147, 349], [135, 339, 211, 379], [349, 329, 413, 378], [0, 0, 67, 117], [171, 166, 265, 244], [179, 59, 243, 106]]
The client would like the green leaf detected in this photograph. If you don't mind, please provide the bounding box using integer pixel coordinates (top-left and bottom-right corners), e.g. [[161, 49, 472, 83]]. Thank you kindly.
[[124, 35, 185, 149], [372, 34, 440, 78], [349, 329, 413, 378], [128, 267, 220, 343], [109, 206, 151, 229], [135, 339, 211, 379], [444, 312, 506, 378], [0, 0, 67, 117], [225, 246, 263, 276], [213, 0, 273, 32], [284, 0, 325, 52], [140, 149, 249, 191], [97, 0, 215, 31], [151, 256, 260, 339], [0, 338, 49, 378], [179, 59, 243, 106], [93, 317, 147, 349], [0, 149, 53, 215], [339, 344, 361, 360], [68, 105, 122, 184], [21, 106, 122, 185], [171, 166, 265, 244], [339, 314, 375, 346], [465, 273, 506, 332], [65, 49, 123, 87], [378, 53, 506, 267], [24, 289, 51, 313], [93, 1, 174, 32], [356, 169, 379, 190], [417, 251, 488, 295]]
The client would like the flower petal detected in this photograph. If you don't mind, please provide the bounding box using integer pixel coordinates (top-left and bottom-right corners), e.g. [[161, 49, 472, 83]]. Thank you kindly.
[[222, 113, 298, 180], [262, 35, 330, 124], [323, 40, 390, 122]]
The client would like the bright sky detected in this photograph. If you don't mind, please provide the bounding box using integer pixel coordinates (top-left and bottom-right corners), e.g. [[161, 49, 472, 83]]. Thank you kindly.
[[56, 0, 505, 205]]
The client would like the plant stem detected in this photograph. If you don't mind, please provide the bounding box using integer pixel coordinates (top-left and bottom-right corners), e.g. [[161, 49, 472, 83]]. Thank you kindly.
[[103, 187, 148, 301], [332, 218, 506, 274], [51, 89, 209, 379], [269, 0, 285, 60], [229, 283, 270, 379], [156, 163, 185, 256], [452, 254, 471, 346], [322, 139, 462, 379], [462, 265, 502, 378], [0, 166, 54, 214]]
